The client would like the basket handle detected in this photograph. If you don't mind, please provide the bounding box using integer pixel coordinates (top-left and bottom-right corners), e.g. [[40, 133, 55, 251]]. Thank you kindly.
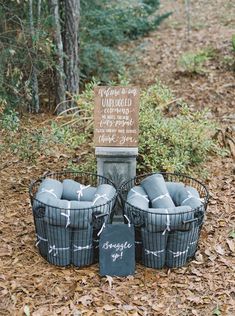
[[94, 212, 109, 219], [182, 218, 198, 224]]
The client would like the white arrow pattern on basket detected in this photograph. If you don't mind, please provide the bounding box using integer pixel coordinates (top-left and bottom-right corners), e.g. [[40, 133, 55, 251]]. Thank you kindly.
[[49, 245, 70, 257], [73, 244, 92, 252], [130, 188, 149, 201], [77, 184, 91, 200], [145, 249, 165, 257]]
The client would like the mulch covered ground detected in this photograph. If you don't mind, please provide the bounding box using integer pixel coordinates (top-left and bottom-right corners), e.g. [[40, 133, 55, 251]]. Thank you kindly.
[[0, 0, 234, 315]]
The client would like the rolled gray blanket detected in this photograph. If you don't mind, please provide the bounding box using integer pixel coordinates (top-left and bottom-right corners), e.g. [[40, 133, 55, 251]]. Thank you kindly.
[[146, 206, 194, 233], [125, 186, 149, 226], [141, 228, 168, 269], [33, 178, 63, 210], [166, 182, 202, 209], [71, 227, 93, 267], [127, 186, 149, 210], [127, 186, 148, 200], [62, 179, 96, 201], [141, 174, 175, 208], [33, 178, 63, 257], [166, 182, 185, 206], [45, 198, 93, 229], [46, 224, 71, 266], [92, 184, 116, 213], [35, 217, 48, 258], [188, 225, 200, 258], [166, 230, 191, 268]]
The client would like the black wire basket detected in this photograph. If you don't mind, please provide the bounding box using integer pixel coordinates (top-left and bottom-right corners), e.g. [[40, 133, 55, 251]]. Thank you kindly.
[[119, 172, 209, 269], [29, 171, 117, 267]]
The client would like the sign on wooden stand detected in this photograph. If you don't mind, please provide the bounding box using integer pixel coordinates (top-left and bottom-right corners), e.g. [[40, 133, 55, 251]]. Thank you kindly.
[[94, 86, 140, 147]]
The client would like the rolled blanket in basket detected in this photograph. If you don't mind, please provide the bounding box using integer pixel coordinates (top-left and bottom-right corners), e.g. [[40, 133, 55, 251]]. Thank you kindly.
[[46, 224, 71, 266], [188, 225, 200, 258], [45, 198, 93, 229], [141, 228, 168, 269], [146, 206, 193, 233], [62, 179, 96, 201], [71, 227, 93, 267], [33, 178, 63, 210], [127, 186, 149, 210], [35, 217, 48, 258], [92, 184, 116, 213], [135, 229, 142, 262], [141, 174, 175, 208], [166, 182, 203, 209], [127, 186, 148, 200], [125, 186, 149, 225], [166, 230, 192, 268]]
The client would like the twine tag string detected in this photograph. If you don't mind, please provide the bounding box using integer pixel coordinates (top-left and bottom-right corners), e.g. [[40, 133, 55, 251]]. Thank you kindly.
[[73, 244, 92, 252], [77, 184, 91, 200], [145, 249, 165, 257], [130, 188, 149, 201], [92, 193, 109, 206], [36, 234, 48, 247], [162, 209, 171, 235], [61, 201, 71, 228], [48, 244, 70, 257], [152, 192, 171, 204], [37, 188, 57, 199], [168, 248, 189, 258]]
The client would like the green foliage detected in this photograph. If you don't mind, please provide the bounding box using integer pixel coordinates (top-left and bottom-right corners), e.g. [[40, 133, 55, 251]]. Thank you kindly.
[[213, 306, 221, 316], [178, 48, 215, 74], [229, 230, 235, 238], [80, 0, 171, 82], [1, 81, 220, 175], [59, 81, 219, 175], [138, 89, 217, 173], [0, 1, 170, 111], [232, 34, 235, 51], [0, 108, 20, 132]]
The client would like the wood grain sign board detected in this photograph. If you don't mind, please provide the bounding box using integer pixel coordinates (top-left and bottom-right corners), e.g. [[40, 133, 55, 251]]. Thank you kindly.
[[94, 86, 140, 147]]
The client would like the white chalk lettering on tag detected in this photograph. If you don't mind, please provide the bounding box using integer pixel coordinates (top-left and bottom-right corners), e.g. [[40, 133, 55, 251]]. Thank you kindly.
[[111, 252, 123, 262], [102, 241, 132, 252]]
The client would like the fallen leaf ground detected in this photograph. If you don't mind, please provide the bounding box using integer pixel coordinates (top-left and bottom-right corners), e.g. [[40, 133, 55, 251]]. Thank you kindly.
[[0, 0, 234, 315]]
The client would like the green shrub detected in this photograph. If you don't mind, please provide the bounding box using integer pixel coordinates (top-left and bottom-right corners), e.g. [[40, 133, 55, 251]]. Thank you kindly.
[[0, 108, 20, 132], [232, 35, 235, 51], [58, 81, 220, 175], [178, 48, 215, 74], [80, 0, 171, 82], [1, 81, 220, 175]]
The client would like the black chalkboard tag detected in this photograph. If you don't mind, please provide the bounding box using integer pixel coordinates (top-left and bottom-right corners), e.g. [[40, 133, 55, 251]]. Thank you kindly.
[[99, 223, 135, 276]]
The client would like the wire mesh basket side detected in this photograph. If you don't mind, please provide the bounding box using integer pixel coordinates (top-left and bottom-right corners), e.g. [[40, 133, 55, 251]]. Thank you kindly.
[[119, 172, 209, 268], [30, 171, 117, 267]]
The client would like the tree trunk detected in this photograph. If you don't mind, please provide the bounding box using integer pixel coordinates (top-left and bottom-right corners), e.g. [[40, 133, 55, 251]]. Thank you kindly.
[[29, 0, 40, 113], [49, 0, 66, 114], [64, 0, 80, 98]]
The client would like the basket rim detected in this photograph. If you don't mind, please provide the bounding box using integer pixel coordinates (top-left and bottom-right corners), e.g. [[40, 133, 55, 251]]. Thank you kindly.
[[119, 171, 209, 214], [29, 170, 117, 210]]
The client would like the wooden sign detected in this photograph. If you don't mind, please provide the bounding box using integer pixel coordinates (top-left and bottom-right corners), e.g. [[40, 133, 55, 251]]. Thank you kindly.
[[99, 224, 135, 276], [94, 86, 139, 147]]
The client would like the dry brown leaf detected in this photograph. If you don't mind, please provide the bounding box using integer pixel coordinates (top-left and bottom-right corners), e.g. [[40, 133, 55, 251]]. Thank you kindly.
[[226, 239, 235, 253], [78, 295, 93, 307]]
